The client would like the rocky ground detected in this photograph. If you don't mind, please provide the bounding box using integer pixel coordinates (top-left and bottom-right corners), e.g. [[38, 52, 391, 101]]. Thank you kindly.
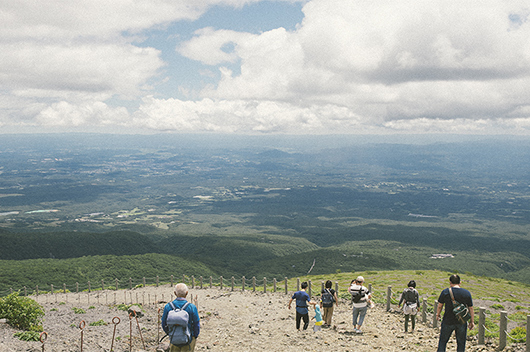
[[0, 285, 526, 351]]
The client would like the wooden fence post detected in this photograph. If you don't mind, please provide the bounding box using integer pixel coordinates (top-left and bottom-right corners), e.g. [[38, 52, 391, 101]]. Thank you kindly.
[[191, 276, 195, 288], [143, 277, 146, 287], [242, 276, 246, 291], [308, 280, 312, 297], [231, 277, 235, 291], [526, 315, 530, 352], [273, 278, 277, 292], [386, 286, 391, 311], [220, 276, 223, 290], [102, 280, 104, 291], [297, 278, 300, 292], [75, 283, 78, 293], [252, 277, 256, 292], [200, 276, 203, 289], [478, 307, 486, 345], [129, 278, 132, 290], [63, 283, 66, 294], [156, 276, 159, 287], [171, 275, 174, 287], [51, 284, 54, 295], [499, 311, 507, 350], [263, 277, 267, 293], [284, 277, 288, 294], [115, 279, 119, 291], [36, 285, 39, 296], [422, 298, 427, 323], [209, 276, 212, 288], [433, 300, 438, 328], [335, 281, 339, 294]]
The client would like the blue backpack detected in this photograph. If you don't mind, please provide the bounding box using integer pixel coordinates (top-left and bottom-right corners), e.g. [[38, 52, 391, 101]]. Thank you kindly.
[[167, 301, 192, 346]]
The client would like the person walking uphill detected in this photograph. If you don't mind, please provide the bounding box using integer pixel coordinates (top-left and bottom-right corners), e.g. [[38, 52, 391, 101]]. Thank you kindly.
[[398, 280, 420, 333], [161, 283, 200, 352], [436, 274, 474, 352], [348, 276, 371, 334], [288, 281, 315, 331], [321, 280, 339, 327]]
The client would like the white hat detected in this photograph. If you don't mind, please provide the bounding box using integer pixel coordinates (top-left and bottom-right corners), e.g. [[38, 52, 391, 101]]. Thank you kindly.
[[356, 276, 364, 283]]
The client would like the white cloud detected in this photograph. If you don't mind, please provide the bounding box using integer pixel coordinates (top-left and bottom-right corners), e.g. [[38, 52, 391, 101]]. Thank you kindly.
[[36, 101, 130, 126], [172, 0, 530, 134], [133, 96, 361, 133], [3, 0, 530, 134], [1, 42, 163, 100]]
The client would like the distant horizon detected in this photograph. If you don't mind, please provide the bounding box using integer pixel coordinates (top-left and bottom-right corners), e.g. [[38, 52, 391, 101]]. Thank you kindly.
[[1, 130, 529, 146]]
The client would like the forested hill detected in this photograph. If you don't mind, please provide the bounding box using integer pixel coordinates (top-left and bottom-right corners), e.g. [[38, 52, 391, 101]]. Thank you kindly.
[[0, 230, 158, 260]]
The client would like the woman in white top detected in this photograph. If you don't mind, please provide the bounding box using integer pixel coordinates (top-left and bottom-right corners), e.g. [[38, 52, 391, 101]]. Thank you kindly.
[[348, 276, 371, 334]]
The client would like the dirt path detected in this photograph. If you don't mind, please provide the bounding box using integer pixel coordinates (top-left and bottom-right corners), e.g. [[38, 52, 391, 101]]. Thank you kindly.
[[0, 286, 523, 351]]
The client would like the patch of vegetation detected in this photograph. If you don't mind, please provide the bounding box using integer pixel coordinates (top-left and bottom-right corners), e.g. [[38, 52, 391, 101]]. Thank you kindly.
[[0, 292, 44, 331], [72, 307, 86, 314], [89, 319, 107, 326], [509, 327, 526, 343], [13, 331, 41, 341]]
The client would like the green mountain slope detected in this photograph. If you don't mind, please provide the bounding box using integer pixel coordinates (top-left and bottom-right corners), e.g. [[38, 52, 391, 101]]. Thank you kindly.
[[0, 230, 159, 260], [0, 253, 217, 293]]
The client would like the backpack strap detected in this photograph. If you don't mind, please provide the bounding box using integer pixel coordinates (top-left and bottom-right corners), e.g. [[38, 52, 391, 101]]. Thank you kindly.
[[448, 287, 457, 304], [169, 301, 190, 311]]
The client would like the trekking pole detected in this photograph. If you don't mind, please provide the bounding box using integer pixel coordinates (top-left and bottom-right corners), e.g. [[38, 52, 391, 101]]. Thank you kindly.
[[133, 310, 146, 350], [39, 332, 47, 352], [79, 320, 86, 352], [110, 317, 120, 352]]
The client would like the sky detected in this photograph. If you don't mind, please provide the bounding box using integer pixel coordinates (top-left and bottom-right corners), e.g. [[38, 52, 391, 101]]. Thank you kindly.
[[2, 0, 530, 135]]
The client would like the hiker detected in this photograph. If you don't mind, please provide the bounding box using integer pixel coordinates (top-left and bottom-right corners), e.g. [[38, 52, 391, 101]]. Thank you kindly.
[[288, 281, 316, 331], [161, 283, 200, 351], [348, 276, 371, 333], [398, 280, 420, 333], [311, 303, 323, 332], [321, 279, 339, 326], [436, 274, 474, 352]]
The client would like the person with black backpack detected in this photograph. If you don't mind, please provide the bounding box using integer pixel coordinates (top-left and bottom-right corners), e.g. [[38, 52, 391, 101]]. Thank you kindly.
[[398, 280, 420, 333], [436, 274, 474, 352], [347, 276, 371, 334], [161, 283, 200, 351], [320, 280, 339, 327]]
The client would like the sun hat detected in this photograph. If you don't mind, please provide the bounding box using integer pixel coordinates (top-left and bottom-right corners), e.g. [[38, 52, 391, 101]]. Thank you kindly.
[[356, 276, 364, 283]]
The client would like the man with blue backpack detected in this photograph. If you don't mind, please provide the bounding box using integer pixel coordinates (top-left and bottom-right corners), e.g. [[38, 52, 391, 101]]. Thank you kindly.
[[161, 283, 200, 351]]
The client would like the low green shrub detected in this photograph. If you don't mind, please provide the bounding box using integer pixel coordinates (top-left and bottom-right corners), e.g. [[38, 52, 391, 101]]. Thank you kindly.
[[89, 319, 107, 326], [509, 327, 526, 343], [72, 307, 86, 314], [0, 292, 44, 331], [13, 331, 41, 341]]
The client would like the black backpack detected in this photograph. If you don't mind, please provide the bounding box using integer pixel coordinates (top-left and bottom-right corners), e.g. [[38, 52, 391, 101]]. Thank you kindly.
[[352, 288, 365, 303], [321, 289, 334, 307]]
